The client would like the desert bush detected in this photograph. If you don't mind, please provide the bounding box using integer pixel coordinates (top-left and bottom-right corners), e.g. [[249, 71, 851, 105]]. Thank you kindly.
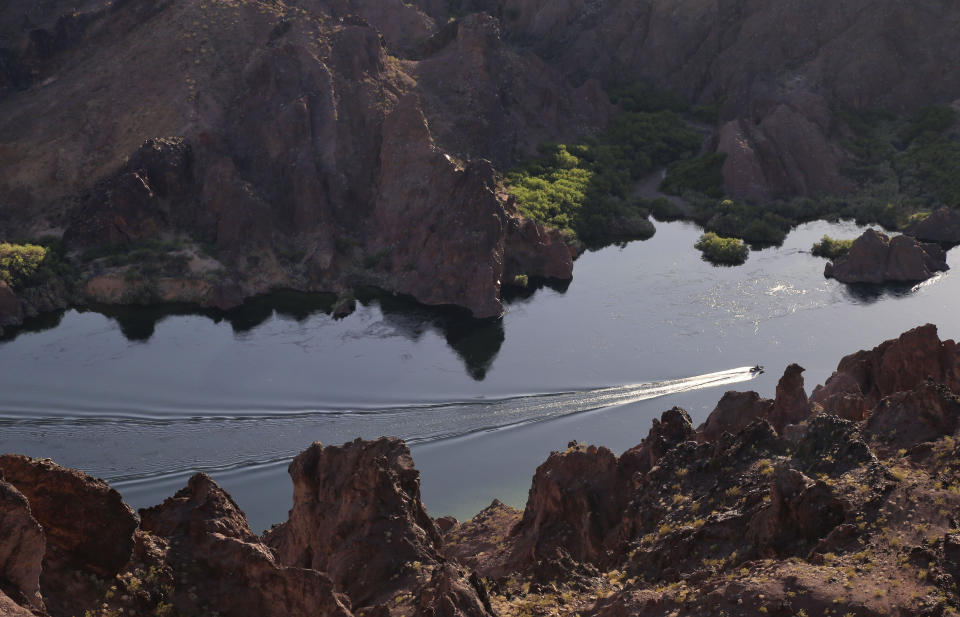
[[694, 232, 749, 265], [0, 242, 47, 287], [811, 235, 854, 260]]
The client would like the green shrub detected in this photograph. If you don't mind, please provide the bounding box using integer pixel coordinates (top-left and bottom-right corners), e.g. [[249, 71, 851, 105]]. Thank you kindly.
[[661, 153, 726, 198], [511, 274, 529, 288], [0, 243, 47, 288], [694, 232, 749, 265], [811, 235, 854, 260], [647, 197, 686, 222]]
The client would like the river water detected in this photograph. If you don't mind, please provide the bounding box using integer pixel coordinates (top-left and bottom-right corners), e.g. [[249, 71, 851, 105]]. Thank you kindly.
[[1, 219, 957, 532]]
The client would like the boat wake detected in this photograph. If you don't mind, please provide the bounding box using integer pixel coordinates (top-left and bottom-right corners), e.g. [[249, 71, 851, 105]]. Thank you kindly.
[[0, 367, 759, 486]]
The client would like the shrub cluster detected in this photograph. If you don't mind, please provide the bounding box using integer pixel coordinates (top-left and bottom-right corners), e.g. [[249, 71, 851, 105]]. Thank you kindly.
[[694, 232, 749, 265], [811, 235, 854, 260], [0, 242, 47, 288]]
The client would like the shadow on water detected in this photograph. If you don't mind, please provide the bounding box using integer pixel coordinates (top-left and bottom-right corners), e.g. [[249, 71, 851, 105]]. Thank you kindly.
[[840, 281, 922, 304]]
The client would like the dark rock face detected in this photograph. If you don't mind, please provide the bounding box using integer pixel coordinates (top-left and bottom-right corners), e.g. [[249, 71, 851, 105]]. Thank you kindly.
[[746, 466, 847, 557], [511, 443, 620, 567], [824, 229, 949, 284], [0, 480, 44, 612], [904, 207, 960, 245], [0, 281, 23, 332], [865, 382, 960, 449], [140, 474, 353, 617], [365, 95, 508, 318], [698, 391, 774, 443], [264, 438, 442, 607], [0, 455, 138, 617]]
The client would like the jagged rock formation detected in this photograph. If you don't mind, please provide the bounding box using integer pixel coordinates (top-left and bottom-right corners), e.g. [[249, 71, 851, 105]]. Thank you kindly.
[[3, 324, 960, 617], [824, 228, 949, 284], [0, 455, 138, 617]]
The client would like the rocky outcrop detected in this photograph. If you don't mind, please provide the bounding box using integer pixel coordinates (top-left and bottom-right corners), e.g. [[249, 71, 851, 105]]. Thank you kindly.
[[824, 229, 949, 284], [620, 407, 695, 478], [511, 443, 620, 568], [264, 438, 442, 607], [904, 207, 960, 245], [0, 455, 138, 617], [503, 214, 574, 284], [697, 390, 774, 443], [811, 323, 960, 412], [768, 363, 811, 432], [140, 474, 353, 617], [0, 480, 44, 612]]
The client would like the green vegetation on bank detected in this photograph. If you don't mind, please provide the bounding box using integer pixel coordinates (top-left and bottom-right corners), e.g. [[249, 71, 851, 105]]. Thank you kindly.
[[505, 82, 703, 246], [0, 239, 72, 290], [694, 232, 749, 265], [811, 235, 854, 260]]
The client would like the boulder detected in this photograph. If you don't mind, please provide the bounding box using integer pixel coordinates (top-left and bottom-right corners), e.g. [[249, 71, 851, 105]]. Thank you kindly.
[[824, 229, 948, 284], [904, 207, 960, 245], [0, 455, 138, 617], [0, 480, 44, 612], [697, 391, 774, 443], [264, 438, 442, 608], [140, 474, 353, 617]]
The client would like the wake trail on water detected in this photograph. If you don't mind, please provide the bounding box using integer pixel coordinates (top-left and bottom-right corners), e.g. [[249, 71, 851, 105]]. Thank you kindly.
[[0, 367, 759, 486]]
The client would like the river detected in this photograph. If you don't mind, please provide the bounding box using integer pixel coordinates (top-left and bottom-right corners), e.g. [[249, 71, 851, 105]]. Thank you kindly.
[[1, 219, 957, 532]]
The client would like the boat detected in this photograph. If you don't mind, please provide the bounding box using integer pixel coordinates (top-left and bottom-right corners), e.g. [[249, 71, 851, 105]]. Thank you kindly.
[[750, 365, 764, 374]]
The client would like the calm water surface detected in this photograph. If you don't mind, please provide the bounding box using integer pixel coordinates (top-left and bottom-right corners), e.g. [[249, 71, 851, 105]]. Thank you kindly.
[[1, 220, 957, 532]]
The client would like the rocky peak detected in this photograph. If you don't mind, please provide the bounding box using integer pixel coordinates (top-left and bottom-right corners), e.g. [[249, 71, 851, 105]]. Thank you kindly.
[[264, 437, 442, 606], [697, 390, 774, 443], [511, 442, 620, 568], [768, 363, 811, 432], [620, 407, 695, 478]]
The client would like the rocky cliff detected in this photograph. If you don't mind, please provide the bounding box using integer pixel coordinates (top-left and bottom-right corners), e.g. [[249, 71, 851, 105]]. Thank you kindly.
[[3, 324, 960, 617], [2, 0, 960, 324]]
